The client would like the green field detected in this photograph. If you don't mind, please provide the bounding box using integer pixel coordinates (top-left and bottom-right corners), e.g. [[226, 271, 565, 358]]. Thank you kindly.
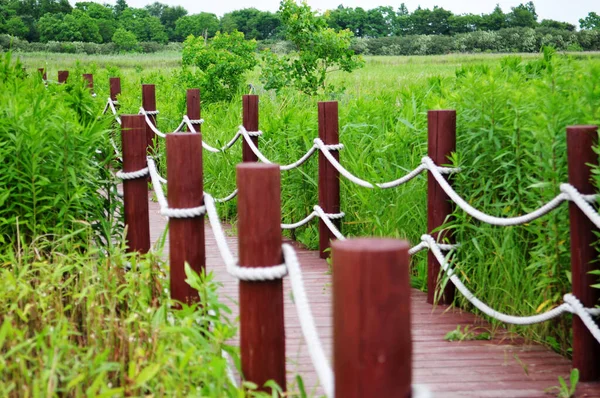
[[3, 50, 600, 393]]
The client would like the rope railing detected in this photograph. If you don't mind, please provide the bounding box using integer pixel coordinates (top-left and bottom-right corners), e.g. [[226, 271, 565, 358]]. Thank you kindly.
[[421, 234, 600, 341]]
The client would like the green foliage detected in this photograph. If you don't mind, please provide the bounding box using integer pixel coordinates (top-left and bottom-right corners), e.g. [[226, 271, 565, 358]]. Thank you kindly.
[[0, 53, 117, 247], [545, 369, 579, 397], [220, 8, 281, 40], [444, 325, 491, 341], [0, 237, 246, 395], [112, 28, 140, 53], [181, 31, 257, 103], [260, 0, 364, 95], [174, 13, 220, 41], [580, 12, 600, 30]]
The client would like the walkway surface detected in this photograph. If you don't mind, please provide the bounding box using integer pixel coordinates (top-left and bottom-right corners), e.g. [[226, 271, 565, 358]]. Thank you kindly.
[[147, 199, 600, 398]]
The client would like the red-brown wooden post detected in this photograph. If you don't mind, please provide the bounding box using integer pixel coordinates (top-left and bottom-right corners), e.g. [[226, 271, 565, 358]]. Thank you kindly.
[[142, 84, 157, 153], [242, 95, 259, 162], [167, 133, 204, 306], [38, 68, 46, 80], [58, 70, 69, 83], [109, 77, 121, 101], [318, 101, 341, 259], [237, 163, 286, 392], [333, 238, 412, 398], [121, 115, 150, 254], [567, 125, 600, 382], [83, 73, 93, 93], [427, 110, 456, 305], [186, 89, 201, 133]]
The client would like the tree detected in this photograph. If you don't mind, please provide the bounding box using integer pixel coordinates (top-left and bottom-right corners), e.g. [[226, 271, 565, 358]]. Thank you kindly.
[[5, 16, 28, 38], [174, 13, 219, 41], [114, 0, 127, 17], [181, 31, 257, 102], [507, 2, 537, 28], [580, 12, 600, 30], [220, 8, 281, 40], [540, 19, 575, 31], [260, 0, 363, 95], [118, 8, 167, 43], [112, 27, 138, 51], [481, 4, 506, 31]]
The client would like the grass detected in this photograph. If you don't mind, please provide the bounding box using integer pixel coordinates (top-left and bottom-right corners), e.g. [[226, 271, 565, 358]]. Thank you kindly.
[[5, 49, 600, 384]]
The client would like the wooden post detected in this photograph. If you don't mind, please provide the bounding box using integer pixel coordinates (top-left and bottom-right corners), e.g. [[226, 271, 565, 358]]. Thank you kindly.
[[318, 101, 341, 259], [109, 77, 121, 101], [38, 68, 46, 80], [121, 115, 150, 254], [333, 238, 412, 398], [58, 70, 69, 83], [186, 89, 201, 133], [242, 95, 259, 162], [142, 84, 157, 153], [237, 163, 286, 392], [427, 110, 456, 305], [167, 133, 204, 306], [83, 73, 93, 91], [567, 125, 600, 382]]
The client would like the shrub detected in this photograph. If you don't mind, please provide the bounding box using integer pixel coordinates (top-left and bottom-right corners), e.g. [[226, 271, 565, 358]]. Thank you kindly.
[[112, 28, 140, 53], [0, 53, 116, 246], [181, 31, 257, 103]]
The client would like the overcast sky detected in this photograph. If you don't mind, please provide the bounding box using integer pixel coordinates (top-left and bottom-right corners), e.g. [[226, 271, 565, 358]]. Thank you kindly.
[[96, 0, 597, 26]]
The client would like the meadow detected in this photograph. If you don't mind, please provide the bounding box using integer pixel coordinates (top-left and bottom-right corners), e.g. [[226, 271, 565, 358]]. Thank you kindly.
[[4, 49, 600, 393]]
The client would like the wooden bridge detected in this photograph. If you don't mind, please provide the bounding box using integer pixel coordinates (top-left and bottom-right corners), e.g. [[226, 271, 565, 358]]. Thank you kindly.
[[87, 72, 600, 397], [147, 200, 600, 397]]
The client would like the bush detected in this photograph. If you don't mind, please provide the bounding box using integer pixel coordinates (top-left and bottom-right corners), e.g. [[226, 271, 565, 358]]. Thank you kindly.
[[139, 41, 165, 53], [0, 53, 115, 246], [181, 31, 257, 103], [112, 28, 140, 53]]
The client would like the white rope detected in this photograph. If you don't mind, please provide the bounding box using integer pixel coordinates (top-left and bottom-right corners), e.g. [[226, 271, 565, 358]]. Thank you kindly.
[[221, 350, 239, 387], [240, 132, 343, 171], [147, 158, 205, 218], [183, 115, 205, 132], [213, 189, 238, 203], [422, 234, 600, 331], [200, 127, 246, 153], [115, 167, 148, 180], [204, 194, 288, 281], [313, 205, 346, 240], [283, 244, 334, 398], [281, 208, 345, 230], [103, 98, 121, 125], [424, 157, 600, 227], [140, 108, 166, 138], [560, 183, 600, 229], [315, 139, 457, 189], [563, 294, 600, 344]]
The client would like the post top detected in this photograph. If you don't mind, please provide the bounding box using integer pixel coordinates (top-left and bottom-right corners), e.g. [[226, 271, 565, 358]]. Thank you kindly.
[[236, 163, 279, 171], [567, 125, 598, 132], [332, 238, 410, 254], [428, 109, 456, 114], [167, 132, 202, 140]]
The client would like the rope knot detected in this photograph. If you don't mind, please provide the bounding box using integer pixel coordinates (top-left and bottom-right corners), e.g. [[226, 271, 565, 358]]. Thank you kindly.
[[116, 167, 149, 180], [239, 125, 263, 137]]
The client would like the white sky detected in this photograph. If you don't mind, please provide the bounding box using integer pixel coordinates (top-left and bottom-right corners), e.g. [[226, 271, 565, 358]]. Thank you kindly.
[[93, 0, 598, 26]]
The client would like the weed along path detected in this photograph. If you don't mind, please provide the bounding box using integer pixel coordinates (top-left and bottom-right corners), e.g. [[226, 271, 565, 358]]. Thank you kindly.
[[147, 198, 599, 397]]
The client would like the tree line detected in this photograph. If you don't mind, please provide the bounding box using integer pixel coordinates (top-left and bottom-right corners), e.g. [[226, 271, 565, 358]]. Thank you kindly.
[[0, 0, 598, 50]]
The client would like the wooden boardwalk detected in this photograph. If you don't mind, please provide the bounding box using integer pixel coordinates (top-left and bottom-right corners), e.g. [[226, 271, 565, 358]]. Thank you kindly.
[[148, 200, 600, 398]]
